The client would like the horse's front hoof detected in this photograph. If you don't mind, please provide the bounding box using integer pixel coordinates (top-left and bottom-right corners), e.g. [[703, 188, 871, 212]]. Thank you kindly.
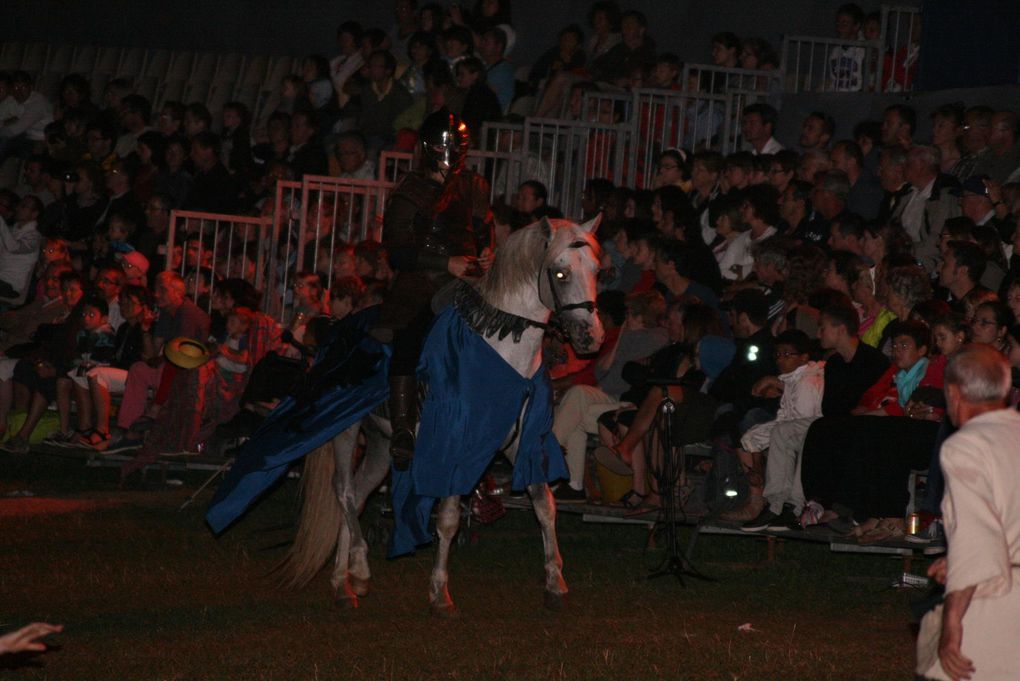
[[543, 590, 567, 611], [350, 576, 371, 598], [429, 601, 459, 619], [334, 594, 360, 610]]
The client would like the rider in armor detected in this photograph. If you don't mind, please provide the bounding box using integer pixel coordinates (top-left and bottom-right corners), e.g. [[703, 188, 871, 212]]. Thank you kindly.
[[376, 108, 494, 469]]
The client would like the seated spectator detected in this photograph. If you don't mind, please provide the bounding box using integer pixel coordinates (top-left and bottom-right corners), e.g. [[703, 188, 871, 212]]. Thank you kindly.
[[528, 24, 586, 90], [551, 289, 668, 502], [654, 238, 721, 309], [830, 140, 883, 220], [588, 9, 656, 87], [113, 272, 210, 439], [940, 240, 989, 312], [476, 27, 515, 114], [721, 152, 753, 194], [288, 110, 329, 178], [710, 195, 745, 277], [454, 57, 504, 136], [71, 285, 154, 449], [690, 150, 723, 241], [400, 31, 442, 98], [0, 71, 53, 164], [102, 160, 145, 231], [969, 300, 1014, 353], [358, 49, 414, 156], [153, 135, 193, 208], [114, 95, 152, 158], [0, 196, 43, 302], [184, 103, 213, 138], [777, 179, 811, 238], [594, 302, 724, 504], [132, 131, 165, 204], [930, 103, 965, 176], [972, 110, 1020, 183], [652, 149, 690, 191], [331, 21, 366, 105], [19, 154, 57, 206], [800, 320, 945, 538], [184, 132, 239, 214], [798, 169, 850, 245], [329, 131, 375, 180], [220, 102, 253, 175], [289, 271, 329, 340], [49, 296, 117, 444], [742, 103, 783, 156], [767, 150, 798, 196], [329, 276, 366, 320], [301, 54, 336, 111], [251, 112, 292, 173], [797, 149, 832, 184], [846, 256, 894, 348], [515, 180, 550, 222], [881, 103, 916, 150], [728, 329, 825, 529], [442, 25, 476, 70], [709, 32, 740, 71], [737, 299, 888, 526], [157, 101, 186, 137], [81, 121, 118, 172], [726, 184, 780, 279], [799, 111, 834, 152]]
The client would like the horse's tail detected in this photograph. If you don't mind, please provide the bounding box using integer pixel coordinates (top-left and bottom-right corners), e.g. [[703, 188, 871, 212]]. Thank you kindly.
[[272, 442, 342, 589]]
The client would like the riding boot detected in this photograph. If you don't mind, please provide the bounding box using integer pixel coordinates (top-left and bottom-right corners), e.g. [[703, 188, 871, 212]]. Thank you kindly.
[[388, 374, 418, 471]]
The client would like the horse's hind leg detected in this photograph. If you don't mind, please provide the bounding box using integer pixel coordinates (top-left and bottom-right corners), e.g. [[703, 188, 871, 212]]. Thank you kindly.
[[528, 482, 568, 610], [346, 422, 392, 598], [429, 495, 461, 618], [328, 423, 363, 609]]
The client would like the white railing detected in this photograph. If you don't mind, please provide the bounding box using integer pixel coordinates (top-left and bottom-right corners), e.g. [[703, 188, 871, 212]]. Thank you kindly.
[[780, 35, 876, 93], [681, 63, 774, 95], [580, 90, 635, 124], [522, 117, 634, 217], [879, 5, 921, 92], [295, 176, 392, 278], [479, 121, 525, 152], [378, 150, 415, 183], [166, 210, 273, 313]]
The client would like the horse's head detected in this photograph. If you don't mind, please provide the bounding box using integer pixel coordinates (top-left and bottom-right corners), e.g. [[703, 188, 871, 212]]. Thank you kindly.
[[537, 216, 605, 354]]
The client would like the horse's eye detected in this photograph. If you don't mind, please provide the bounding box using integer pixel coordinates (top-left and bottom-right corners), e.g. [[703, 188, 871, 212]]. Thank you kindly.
[[555, 270, 569, 281]]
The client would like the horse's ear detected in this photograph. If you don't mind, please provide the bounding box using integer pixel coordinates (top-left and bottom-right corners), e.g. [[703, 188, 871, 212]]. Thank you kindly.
[[538, 216, 554, 240], [578, 213, 602, 235]]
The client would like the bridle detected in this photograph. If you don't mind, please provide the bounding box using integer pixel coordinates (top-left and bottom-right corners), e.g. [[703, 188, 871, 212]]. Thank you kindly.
[[539, 239, 598, 319]]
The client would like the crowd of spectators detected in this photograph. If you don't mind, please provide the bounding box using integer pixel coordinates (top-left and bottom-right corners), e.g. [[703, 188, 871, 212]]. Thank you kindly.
[[0, 1, 1019, 546]]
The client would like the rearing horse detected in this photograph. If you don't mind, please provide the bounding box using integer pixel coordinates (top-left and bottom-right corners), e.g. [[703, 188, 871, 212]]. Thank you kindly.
[[264, 216, 604, 615]]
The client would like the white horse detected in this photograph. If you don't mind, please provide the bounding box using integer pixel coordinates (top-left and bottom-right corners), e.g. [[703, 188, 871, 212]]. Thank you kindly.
[[275, 216, 604, 616]]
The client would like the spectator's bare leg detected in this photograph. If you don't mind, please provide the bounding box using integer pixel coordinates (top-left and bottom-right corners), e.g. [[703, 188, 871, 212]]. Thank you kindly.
[[0, 378, 11, 435], [72, 382, 93, 432], [14, 393, 48, 441], [89, 376, 112, 434], [535, 71, 570, 118], [56, 378, 73, 434]]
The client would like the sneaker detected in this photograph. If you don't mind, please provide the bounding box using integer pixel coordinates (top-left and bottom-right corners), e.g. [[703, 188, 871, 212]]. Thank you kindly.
[[719, 495, 766, 523], [765, 504, 800, 532], [0, 436, 30, 454], [906, 518, 944, 545], [740, 506, 779, 532], [553, 484, 587, 504]]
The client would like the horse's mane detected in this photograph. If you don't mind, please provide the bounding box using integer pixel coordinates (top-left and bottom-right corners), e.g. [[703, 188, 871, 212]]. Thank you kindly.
[[477, 221, 551, 303]]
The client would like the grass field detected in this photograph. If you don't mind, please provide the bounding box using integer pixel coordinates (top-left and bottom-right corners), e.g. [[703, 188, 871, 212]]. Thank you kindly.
[[2, 451, 930, 680]]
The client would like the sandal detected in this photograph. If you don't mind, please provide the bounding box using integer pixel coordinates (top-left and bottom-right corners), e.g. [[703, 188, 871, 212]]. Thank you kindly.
[[593, 445, 633, 475], [42, 430, 76, 447], [85, 430, 111, 451], [618, 489, 647, 509]]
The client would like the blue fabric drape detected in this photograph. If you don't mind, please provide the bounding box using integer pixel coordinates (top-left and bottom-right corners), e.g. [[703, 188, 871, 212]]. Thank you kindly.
[[388, 305, 567, 557], [205, 309, 390, 534]]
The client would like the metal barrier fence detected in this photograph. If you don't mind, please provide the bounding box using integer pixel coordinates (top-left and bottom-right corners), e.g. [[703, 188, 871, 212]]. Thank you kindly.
[[879, 5, 921, 92], [681, 63, 773, 94], [166, 209, 273, 313], [522, 117, 634, 217], [479, 121, 525, 152], [296, 175, 392, 277], [780, 35, 876, 93], [580, 90, 635, 124]]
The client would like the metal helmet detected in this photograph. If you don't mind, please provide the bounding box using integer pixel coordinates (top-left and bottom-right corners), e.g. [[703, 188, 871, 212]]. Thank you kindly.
[[418, 108, 470, 176]]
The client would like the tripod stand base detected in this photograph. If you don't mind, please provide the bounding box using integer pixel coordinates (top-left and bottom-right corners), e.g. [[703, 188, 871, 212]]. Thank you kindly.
[[647, 553, 715, 585]]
